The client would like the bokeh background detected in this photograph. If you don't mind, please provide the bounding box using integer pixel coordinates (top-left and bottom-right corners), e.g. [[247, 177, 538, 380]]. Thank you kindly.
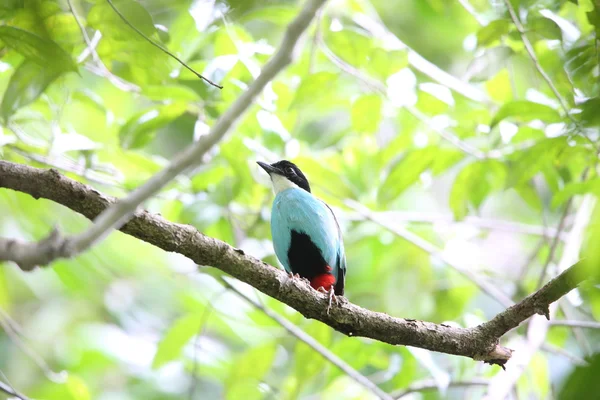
[[1, 0, 600, 399]]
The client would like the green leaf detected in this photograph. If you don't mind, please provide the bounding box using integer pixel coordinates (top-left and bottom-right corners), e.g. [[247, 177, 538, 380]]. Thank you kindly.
[[515, 182, 543, 211], [0, 60, 63, 121], [142, 85, 201, 102], [0, 26, 77, 72], [214, 25, 253, 56], [65, 375, 91, 400], [0, 0, 23, 19], [88, 0, 157, 40], [226, 343, 276, 400], [559, 353, 600, 399], [152, 314, 203, 369], [119, 103, 187, 149], [578, 97, 600, 127], [430, 149, 464, 175], [528, 16, 562, 41], [325, 28, 374, 68], [450, 160, 507, 220], [491, 100, 561, 127], [551, 178, 600, 209], [379, 148, 435, 203], [290, 72, 339, 109], [507, 137, 567, 187], [366, 49, 409, 79], [477, 19, 510, 47], [351, 94, 382, 133], [237, 6, 297, 25], [294, 322, 331, 383]]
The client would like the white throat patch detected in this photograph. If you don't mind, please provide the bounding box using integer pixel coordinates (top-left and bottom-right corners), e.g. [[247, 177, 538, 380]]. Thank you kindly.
[[271, 174, 299, 194]]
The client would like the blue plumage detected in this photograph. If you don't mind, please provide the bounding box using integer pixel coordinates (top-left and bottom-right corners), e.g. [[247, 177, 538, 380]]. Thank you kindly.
[[258, 160, 346, 296]]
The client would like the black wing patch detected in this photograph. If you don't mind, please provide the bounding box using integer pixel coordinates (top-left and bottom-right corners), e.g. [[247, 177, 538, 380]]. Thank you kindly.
[[288, 230, 329, 280]]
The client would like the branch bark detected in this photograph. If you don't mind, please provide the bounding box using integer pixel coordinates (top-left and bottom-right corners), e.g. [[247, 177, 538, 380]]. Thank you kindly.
[[0, 161, 588, 365]]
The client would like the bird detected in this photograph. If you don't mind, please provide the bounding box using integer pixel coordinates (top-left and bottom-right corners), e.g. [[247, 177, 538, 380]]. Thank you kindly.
[[257, 160, 346, 312]]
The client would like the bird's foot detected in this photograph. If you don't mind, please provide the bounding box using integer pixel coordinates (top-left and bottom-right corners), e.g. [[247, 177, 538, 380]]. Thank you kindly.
[[287, 272, 311, 286], [318, 286, 338, 315]]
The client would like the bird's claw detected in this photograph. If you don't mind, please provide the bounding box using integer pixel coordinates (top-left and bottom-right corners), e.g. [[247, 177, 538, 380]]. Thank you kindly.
[[318, 287, 337, 315]]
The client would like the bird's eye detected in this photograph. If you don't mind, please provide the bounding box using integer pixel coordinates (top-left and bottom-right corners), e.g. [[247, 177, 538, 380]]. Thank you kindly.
[[285, 167, 295, 175]]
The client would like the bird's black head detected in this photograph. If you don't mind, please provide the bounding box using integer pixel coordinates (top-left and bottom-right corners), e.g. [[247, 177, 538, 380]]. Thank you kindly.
[[257, 160, 311, 193]]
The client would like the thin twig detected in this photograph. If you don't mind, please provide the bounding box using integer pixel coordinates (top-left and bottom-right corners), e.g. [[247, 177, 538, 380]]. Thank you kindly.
[[541, 343, 587, 366], [105, 0, 222, 89], [550, 319, 600, 329], [558, 302, 592, 356], [219, 277, 393, 400], [391, 378, 489, 399]]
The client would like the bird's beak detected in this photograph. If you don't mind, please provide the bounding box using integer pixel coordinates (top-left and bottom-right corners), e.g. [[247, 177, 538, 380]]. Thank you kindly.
[[257, 161, 280, 175]]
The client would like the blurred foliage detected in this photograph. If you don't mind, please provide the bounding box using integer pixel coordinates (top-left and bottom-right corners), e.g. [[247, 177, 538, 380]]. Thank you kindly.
[[0, 0, 600, 399]]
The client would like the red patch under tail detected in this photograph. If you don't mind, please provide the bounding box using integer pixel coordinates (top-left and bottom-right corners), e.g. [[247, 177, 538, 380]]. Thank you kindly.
[[310, 266, 336, 292]]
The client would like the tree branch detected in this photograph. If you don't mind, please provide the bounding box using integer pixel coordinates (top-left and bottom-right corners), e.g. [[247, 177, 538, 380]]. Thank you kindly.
[[0, 0, 327, 271], [0, 161, 588, 365]]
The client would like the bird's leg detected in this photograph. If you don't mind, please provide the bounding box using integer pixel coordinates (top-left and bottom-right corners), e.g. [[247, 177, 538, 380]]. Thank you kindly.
[[287, 271, 301, 279], [317, 286, 338, 314]]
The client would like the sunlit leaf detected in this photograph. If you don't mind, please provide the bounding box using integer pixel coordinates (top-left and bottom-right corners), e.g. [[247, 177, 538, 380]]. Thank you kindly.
[[152, 313, 204, 369], [237, 6, 297, 25], [119, 103, 187, 149], [290, 72, 340, 109], [351, 94, 382, 133], [551, 178, 600, 208], [367, 49, 409, 79], [491, 100, 561, 127], [528, 16, 562, 41], [0, 60, 63, 121], [88, 0, 157, 40], [515, 182, 543, 211], [477, 19, 510, 47], [142, 85, 202, 102], [450, 160, 507, 219], [0, 26, 77, 72], [578, 97, 600, 127], [325, 28, 373, 68], [66, 375, 91, 400], [379, 148, 435, 203], [226, 343, 276, 400]]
